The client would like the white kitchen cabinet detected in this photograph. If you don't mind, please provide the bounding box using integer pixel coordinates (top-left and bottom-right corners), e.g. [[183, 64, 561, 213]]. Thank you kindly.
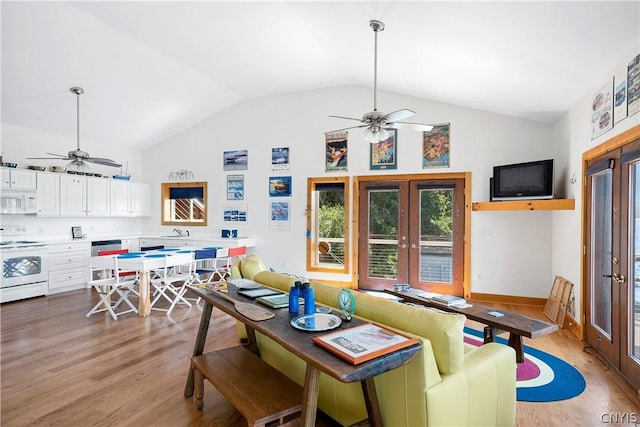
[[59, 174, 86, 216], [86, 177, 110, 216], [111, 180, 150, 217], [36, 172, 60, 216], [130, 182, 150, 216], [48, 241, 90, 294], [59, 175, 111, 217], [1, 167, 37, 189]]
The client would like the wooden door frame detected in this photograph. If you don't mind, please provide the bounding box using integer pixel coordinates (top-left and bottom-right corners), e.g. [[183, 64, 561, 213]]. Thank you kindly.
[[582, 124, 640, 341], [353, 172, 472, 298]]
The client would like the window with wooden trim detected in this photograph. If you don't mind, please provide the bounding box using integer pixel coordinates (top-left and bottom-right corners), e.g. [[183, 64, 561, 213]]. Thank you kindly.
[[307, 177, 350, 273], [161, 181, 208, 226]]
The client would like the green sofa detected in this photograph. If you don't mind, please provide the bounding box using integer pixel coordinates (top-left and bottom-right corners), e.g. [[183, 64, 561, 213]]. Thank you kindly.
[[231, 256, 516, 426]]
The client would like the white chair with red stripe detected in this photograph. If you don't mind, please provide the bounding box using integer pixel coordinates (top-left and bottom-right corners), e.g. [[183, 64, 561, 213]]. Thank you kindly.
[[87, 255, 139, 320]]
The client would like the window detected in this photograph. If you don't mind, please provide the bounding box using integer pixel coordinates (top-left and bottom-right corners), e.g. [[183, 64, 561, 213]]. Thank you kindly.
[[161, 181, 208, 226], [307, 177, 350, 273]]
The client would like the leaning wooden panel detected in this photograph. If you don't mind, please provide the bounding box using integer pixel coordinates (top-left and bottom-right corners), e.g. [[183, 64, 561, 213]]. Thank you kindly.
[[544, 276, 574, 328]]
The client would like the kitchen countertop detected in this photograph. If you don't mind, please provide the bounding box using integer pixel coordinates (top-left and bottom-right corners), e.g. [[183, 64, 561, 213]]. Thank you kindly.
[[29, 235, 257, 247]]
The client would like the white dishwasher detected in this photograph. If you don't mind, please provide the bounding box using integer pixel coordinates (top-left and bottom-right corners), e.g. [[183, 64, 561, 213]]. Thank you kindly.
[[90, 239, 123, 279]]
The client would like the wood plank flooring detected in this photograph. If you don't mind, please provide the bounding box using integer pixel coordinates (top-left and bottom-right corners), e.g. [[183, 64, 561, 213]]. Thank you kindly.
[[1, 289, 639, 426]]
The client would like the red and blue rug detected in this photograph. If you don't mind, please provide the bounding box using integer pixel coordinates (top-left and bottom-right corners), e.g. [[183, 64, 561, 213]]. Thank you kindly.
[[464, 327, 586, 402]]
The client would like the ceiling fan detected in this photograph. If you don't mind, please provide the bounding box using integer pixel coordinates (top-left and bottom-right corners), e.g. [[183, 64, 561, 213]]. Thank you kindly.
[[327, 20, 433, 143], [28, 87, 121, 169]]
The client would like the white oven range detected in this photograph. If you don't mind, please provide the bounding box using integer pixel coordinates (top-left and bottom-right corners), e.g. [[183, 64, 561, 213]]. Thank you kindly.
[[0, 226, 48, 303]]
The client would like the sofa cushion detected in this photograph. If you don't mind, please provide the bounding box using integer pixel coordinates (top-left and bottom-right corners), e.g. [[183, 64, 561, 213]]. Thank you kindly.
[[353, 291, 465, 375], [239, 255, 268, 280]]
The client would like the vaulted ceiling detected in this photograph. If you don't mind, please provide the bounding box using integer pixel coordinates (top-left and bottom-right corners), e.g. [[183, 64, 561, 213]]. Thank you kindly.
[[2, 1, 638, 152]]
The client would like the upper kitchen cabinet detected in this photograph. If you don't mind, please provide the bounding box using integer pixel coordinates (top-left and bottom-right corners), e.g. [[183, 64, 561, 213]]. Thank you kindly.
[[59, 175, 111, 217], [59, 174, 86, 216], [36, 172, 60, 216], [86, 177, 110, 216], [110, 180, 150, 217], [1, 167, 37, 189]]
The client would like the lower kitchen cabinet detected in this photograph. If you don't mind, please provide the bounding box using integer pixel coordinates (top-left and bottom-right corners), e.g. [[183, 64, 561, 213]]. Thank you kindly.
[[48, 241, 90, 294]]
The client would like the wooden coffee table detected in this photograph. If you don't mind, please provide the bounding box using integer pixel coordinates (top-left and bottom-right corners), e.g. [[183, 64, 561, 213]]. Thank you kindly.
[[384, 288, 558, 363]]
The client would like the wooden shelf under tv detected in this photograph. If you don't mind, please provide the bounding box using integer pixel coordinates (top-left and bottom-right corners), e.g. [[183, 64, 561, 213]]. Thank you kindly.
[[472, 199, 575, 211]]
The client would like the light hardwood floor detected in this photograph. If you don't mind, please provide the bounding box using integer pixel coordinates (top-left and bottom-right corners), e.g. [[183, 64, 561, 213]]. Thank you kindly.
[[1, 289, 638, 426]]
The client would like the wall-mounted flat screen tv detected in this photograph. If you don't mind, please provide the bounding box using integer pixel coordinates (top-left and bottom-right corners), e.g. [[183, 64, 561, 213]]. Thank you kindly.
[[491, 159, 554, 201]]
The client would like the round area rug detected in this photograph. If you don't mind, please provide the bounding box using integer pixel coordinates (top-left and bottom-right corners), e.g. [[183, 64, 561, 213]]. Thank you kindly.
[[464, 327, 586, 402]]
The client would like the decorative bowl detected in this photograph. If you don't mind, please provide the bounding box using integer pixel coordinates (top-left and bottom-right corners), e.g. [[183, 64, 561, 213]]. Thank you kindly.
[[28, 165, 46, 171], [50, 166, 66, 173], [2, 162, 17, 168]]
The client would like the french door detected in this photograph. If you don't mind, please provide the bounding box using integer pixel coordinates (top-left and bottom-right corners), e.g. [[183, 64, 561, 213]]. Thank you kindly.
[[357, 177, 465, 295], [585, 138, 640, 389]]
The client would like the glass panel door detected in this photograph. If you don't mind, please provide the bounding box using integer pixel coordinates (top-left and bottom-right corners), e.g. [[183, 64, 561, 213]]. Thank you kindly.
[[410, 181, 464, 295], [589, 168, 614, 339], [620, 144, 640, 388], [358, 183, 408, 289]]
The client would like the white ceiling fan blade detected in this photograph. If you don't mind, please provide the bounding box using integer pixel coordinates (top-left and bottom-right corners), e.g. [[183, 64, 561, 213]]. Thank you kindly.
[[325, 124, 367, 133], [383, 109, 415, 123], [86, 157, 122, 167], [26, 156, 70, 160], [329, 115, 364, 122], [390, 121, 434, 132]]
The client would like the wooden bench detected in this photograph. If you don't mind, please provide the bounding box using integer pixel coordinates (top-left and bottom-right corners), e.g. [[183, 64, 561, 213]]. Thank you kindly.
[[191, 345, 302, 427]]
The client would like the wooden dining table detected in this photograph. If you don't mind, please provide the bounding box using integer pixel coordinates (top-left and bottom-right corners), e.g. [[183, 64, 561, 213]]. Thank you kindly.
[[90, 249, 194, 316]]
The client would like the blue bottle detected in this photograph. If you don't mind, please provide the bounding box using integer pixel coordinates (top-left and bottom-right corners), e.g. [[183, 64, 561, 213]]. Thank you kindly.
[[303, 282, 316, 315], [289, 281, 301, 314]]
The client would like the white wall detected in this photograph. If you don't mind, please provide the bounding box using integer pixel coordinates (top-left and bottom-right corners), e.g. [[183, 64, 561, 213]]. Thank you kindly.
[[552, 45, 640, 322], [143, 85, 556, 296]]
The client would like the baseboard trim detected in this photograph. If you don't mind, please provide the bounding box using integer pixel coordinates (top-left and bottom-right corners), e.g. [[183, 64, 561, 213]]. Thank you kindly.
[[563, 313, 581, 339], [470, 292, 547, 307]]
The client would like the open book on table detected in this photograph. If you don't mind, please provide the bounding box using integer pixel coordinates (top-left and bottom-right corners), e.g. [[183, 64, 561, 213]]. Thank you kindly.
[[312, 323, 419, 365]]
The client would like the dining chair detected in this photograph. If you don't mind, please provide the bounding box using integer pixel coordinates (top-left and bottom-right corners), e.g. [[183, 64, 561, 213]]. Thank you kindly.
[[97, 249, 138, 280], [221, 246, 247, 276], [86, 255, 139, 320], [150, 252, 197, 316], [193, 247, 228, 283]]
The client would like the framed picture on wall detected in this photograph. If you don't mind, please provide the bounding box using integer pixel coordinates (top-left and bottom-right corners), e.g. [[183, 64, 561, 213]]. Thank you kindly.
[[370, 129, 397, 170], [269, 176, 292, 197], [325, 131, 348, 172], [422, 123, 450, 168], [591, 79, 613, 139], [223, 150, 248, 171], [226, 174, 244, 200], [272, 147, 290, 172]]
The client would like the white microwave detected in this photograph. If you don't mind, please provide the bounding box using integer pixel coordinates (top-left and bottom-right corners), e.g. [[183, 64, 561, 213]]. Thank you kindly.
[[0, 188, 37, 214]]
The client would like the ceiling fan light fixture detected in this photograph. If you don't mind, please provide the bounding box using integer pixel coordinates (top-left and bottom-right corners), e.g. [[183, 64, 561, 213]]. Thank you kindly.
[[362, 127, 390, 143], [66, 159, 91, 172]]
